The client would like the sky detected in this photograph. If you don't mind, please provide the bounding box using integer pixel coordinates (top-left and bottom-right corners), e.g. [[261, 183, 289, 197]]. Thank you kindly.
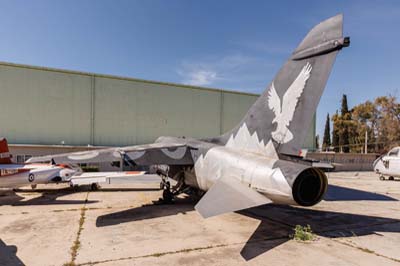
[[0, 0, 399, 139]]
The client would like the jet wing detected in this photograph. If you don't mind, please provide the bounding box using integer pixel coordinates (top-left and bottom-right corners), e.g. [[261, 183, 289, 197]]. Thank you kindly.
[[70, 171, 162, 186], [195, 175, 272, 218], [26, 142, 195, 165]]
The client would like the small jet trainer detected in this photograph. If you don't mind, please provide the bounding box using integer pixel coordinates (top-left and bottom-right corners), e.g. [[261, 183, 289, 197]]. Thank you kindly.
[[28, 14, 350, 218], [373, 147, 400, 181], [0, 138, 150, 190]]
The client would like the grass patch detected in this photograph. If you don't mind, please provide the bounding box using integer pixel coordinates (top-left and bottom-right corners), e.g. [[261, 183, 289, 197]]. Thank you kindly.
[[72, 208, 86, 257], [291, 225, 316, 241], [63, 193, 89, 266]]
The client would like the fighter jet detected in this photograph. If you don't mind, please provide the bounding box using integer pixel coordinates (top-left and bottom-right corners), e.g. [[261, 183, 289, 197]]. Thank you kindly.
[[0, 138, 151, 190], [28, 14, 350, 218]]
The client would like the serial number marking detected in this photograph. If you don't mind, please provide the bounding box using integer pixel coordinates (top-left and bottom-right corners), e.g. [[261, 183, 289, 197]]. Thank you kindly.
[[0, 169, 19, 176]]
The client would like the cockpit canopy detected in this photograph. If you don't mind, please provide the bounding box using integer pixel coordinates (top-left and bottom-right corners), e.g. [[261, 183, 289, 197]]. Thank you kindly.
[[388, 147, 400, 157]]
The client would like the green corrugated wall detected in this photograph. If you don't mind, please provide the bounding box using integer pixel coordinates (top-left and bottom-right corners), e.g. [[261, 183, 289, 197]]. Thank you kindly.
[[0, 62, 315, 149]]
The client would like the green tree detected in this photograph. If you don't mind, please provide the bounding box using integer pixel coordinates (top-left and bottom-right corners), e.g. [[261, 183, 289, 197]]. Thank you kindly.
[[331, 111, 340, 152], [339, 94, 350, 152], [374, 96, 400, 152], [322, 113, 331, 151], [352, 100, 378, 153]]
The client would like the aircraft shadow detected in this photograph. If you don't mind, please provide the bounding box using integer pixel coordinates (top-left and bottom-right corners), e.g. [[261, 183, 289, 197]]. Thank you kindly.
[[0, 239, 25, 266], [96, 197, 195, 227], [0, 188, 98, 206], [92, 187, 160, 192], [1, 186, 160, 206], [239, 204, 400, 260], [94, 187, 400, 261], [324, 184, 398, 201]]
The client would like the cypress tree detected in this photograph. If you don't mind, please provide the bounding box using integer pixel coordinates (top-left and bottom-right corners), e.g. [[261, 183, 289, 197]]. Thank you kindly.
[[340, 94, 350, 152], [341, 94, 349, 115], [322, 113, 331, 151], [332, 111, 340, 152]]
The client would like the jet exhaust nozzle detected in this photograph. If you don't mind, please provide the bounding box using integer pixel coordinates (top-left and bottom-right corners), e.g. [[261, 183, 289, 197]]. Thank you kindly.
[[291, 167, 328, 206]]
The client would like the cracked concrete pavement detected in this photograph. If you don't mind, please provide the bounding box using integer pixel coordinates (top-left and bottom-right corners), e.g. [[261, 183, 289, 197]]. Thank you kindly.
[[0, 171, 399, 266]]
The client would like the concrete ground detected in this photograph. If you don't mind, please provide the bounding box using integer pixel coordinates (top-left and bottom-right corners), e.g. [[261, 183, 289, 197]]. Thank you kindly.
[[0, 171, 400, 266]]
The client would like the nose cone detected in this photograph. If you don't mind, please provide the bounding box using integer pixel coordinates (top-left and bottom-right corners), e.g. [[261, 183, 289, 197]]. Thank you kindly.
[[373, 156, 385, 173], [59, 168, 77, 181]]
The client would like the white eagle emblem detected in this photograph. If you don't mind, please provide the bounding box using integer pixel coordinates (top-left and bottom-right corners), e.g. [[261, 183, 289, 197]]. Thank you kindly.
[[267, 62, 312, 144]]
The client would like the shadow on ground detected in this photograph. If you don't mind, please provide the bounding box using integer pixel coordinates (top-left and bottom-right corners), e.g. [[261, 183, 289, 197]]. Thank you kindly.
[[95, 186, 400, 261], [324, 184, 398, 201], [0, 186, 161, 206], [0, 187, 96, 206], [96, 196, 195, 227], [0, 239, 25, 266], [239, 205, 400, 260]]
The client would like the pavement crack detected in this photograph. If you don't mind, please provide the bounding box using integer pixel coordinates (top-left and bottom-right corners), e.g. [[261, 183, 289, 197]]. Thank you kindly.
[[77, 243, 234, 265], [331, 238, 400, 263], [63, 191, 90, 266]]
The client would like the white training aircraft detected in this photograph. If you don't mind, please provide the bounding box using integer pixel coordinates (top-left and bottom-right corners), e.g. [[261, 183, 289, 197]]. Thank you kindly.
[[0, 138, 155, 190], [373, 147, 400, 181]]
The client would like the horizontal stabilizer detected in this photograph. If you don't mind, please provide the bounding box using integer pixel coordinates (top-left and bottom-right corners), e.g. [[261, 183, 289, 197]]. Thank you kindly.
[[70, 171, 161, 186], [195, 175, 272, 218]]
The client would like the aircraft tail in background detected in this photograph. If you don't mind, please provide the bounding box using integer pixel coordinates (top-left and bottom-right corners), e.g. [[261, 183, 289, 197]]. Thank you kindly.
[[0, 138, 12, 164]]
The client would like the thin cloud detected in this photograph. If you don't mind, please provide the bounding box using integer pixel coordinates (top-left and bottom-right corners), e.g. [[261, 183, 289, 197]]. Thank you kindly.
[[182, 70, 218, 86], [177, 53, 275, 92]]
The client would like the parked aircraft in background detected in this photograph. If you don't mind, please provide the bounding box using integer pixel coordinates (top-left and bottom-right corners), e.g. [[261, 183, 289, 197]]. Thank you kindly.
[[28, 14, 350, 218], [0, 138, 154, 190], [373, 147, 400, 181]]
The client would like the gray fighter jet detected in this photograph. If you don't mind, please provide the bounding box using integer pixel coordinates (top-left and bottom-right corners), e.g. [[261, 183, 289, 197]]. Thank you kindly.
[[28, 14, 350, 218]]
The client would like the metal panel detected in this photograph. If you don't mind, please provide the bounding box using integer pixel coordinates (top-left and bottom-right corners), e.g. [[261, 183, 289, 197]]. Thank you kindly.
[[221, 92, 258, 134], [93, 78, 222, 146], [0, 64, 92, 145]]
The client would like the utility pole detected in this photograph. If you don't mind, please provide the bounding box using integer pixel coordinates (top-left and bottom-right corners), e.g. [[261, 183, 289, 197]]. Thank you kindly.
[[365, 130, 368, 154]]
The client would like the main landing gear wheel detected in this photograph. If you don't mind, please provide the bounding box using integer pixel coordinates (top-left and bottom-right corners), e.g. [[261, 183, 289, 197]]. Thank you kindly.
[[160, 181, 173, 204], [389, 176, 395, 181], [379, 175, 386, 181], [91, 183, 100, 191]]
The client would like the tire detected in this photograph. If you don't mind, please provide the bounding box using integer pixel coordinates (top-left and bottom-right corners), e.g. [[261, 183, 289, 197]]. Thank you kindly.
[[389, 176, 395, 181], [91, 183, 99, 191], [379, 176, 385, 181], [163, 189, 173, 203]]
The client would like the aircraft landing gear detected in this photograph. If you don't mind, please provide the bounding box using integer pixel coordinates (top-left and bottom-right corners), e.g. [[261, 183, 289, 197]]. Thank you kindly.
[[379, 175, 385, 181], [389, 176, 395, 181], [90, 183, 100, 191], [161, 181, 173, 203], [157, 168, 186, 204], [31, 184, 37, 190]]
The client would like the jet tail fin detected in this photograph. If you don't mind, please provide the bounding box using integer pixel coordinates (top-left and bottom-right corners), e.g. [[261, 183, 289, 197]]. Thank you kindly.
[[218, 14, 349, 156], [195, 175, 271, 218], [0, 138, 12, 164]]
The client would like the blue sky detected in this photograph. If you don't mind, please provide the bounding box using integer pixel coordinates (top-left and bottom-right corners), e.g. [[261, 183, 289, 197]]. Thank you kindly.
[[0, 0, 399, 139]]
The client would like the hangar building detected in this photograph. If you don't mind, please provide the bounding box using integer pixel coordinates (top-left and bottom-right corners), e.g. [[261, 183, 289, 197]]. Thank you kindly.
[[0, 61, 315, 167]]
